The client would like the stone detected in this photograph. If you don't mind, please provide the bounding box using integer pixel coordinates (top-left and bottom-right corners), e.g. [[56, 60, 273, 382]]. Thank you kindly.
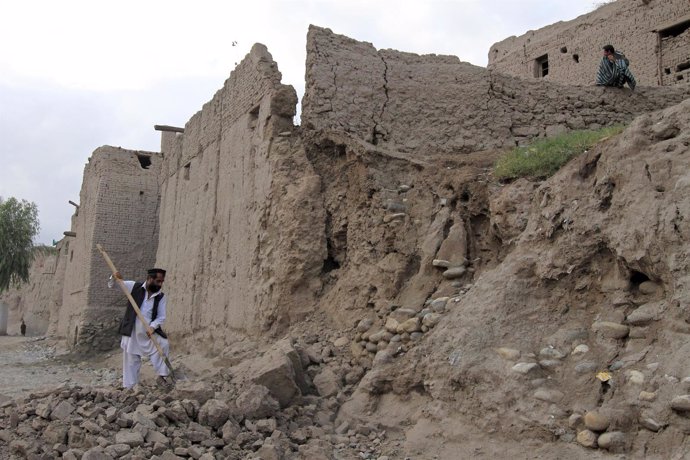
[[255, 418, 277, 434], [235, 385, 280, 419], [592, 321, 629, 339], [256, 441, 283, 460], [172, 381, 215, 405], [313, 368, 341, 397], [568, 413, 583, 429], [384, 317, 400, 333], [105, 444, 131, 457], [81, 447, 110, 460], [572, 344, 589, 355], [115, 430, 145, 447], [43, 423, 69, 444], [576, 430, 598, 448], [397, 317, 422, 334], [432, 259, 452, 268], [670, 395, 690, 411], [627, 370, 645, 385], [198, 399, 230, 429], [221, 419, 242, 442], [356, 319, 373, 333], [50, 401, 76, 421], [442, 266, 466, 279], [539, 347, 565, 359], [410, 332, 423, 341], [163, 401, 190, 424], [422, 313, 442, 328], [638, 281, 660, 295], [512, 362, 539, 375], [533, 388, 564, 403], [333, 337, 349, 347], [639, 416, 662, 432], [639, 391, 657, 401], [245, 339, 305, 407], [368, 330, 388, 343], [597, 431, 626, 451], [496, 348, 521, 361], [389, 308, 417, 323], [538, 359, 562, 369], [430, 297, 448, 312], [584, 411, 610, 431], [626, 306, 656, 325], [146, 429, 170, 445]]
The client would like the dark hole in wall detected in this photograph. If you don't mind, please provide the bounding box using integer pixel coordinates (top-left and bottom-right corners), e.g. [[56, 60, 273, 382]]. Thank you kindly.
[[248, 105, 260, 130], [70, 250, 73, 262], [678, 75, 685, 81], [322, 254, 340, 273], [534, 54, 549, 78], [659, 19, 690, 38], [183, 163, 191, 180], [136, 154, 151, 169], [630, 270, 650, 286], [665, 68, 672, 75], [573, 54, 580, 63], [560, 46, 568, 53], [460, 190, 471, 202], [73, 326, 78, 346], [676, 62, 690, 72]]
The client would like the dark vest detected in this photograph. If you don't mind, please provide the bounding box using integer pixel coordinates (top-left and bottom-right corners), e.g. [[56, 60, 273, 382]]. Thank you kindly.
[[118, 282, 167, 338]]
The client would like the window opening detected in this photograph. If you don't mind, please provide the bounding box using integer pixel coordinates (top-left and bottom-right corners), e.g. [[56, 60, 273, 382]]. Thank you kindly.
[[534, 54, 549, 78]]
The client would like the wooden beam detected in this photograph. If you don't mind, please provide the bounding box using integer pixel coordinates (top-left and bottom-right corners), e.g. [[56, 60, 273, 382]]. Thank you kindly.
[[63, 231, 76, 237], [154, 125, 185, 133], [68, 200, 79, 209]]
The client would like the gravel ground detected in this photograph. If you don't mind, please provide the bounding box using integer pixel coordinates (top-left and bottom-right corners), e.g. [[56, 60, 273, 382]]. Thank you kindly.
[[0, 335, 119, 402]]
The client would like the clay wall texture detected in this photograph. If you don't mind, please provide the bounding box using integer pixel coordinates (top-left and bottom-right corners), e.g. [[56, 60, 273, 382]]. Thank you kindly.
[[0, 245, 66, 336], [155, 44, 325, 341], [302, 26, 690, 153], [488, 0, 690, 87], [57, 146, 161, 349]]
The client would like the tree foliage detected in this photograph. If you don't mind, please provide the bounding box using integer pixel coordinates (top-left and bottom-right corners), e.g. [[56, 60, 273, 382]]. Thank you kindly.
[[0, 197, 40, 292]]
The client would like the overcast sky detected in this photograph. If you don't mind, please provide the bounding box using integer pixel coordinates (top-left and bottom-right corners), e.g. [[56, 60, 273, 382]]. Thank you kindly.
[[0, 0, 598, 244]]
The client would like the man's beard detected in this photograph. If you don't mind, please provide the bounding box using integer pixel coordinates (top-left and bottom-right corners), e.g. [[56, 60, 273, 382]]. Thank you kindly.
[[148, 284, 161, 293]]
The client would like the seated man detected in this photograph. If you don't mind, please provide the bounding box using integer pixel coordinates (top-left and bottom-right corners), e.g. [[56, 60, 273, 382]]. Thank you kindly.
[[596, 44, 636, 90]]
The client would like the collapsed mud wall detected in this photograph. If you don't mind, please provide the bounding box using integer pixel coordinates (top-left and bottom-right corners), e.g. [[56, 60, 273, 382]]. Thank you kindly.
[[303, 26, 690, 153], [154, 44, 325, 344], [56, 146, 162, 349], [489, 0, 690, 87]]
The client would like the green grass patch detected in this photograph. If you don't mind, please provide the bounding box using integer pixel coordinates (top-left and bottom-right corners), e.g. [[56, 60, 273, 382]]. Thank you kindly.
[[494, 125, 625, 180]]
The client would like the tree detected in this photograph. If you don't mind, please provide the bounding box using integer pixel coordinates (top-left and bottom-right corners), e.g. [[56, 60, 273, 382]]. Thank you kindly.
[[0, 197, 40, 292]]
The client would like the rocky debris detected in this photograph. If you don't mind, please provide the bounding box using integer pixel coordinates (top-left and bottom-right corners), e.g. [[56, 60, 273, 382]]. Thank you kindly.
[[591, 321, 629, 339]]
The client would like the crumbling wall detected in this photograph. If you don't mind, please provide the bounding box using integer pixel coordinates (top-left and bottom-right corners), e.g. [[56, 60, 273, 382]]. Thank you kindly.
[[0, 244, 66, 336], [57, 146, 161, 350], [303, 26, 690, 154], [155, 44, 325, 345], [488, 0, 690, 87]]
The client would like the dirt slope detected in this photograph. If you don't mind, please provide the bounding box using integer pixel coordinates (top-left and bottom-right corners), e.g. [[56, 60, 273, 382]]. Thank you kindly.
[[336, 99, 690, 458]]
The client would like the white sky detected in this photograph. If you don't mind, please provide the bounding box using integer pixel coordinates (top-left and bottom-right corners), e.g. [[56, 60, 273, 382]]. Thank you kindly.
[[0, 0, 597, 244]]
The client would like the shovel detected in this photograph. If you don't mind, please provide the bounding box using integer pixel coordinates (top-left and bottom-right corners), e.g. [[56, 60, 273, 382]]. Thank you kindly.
[[96, 244, 178, 383]]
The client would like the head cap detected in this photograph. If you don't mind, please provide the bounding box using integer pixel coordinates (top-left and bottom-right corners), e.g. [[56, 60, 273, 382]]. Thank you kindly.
[[147, 268, 166, 277]]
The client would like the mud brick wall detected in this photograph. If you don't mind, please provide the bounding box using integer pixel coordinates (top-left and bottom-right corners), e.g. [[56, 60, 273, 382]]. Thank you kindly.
[[0, 244, 66, 336], [155, 44, 324, 344], [302, 26, 690, 154], [57, 146, 162, 350], [488, 0, 690, 87]]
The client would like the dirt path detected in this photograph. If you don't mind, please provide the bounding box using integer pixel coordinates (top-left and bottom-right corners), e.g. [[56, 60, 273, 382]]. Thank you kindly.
[[0, 335, 119, 402]]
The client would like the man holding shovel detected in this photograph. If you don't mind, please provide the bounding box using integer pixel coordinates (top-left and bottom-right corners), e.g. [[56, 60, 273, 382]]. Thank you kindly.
[[108, 268, 172, 389]]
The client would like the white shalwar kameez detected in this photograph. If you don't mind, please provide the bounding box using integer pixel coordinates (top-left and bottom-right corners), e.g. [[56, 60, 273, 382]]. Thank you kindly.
[[109, 279, 170, 388]]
